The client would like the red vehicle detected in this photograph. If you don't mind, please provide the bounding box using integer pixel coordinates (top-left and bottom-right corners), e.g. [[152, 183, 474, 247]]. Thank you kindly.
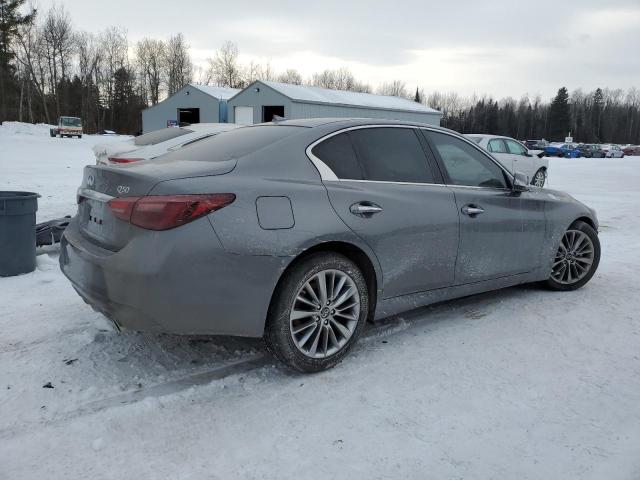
[[622, 145, 640, 156]]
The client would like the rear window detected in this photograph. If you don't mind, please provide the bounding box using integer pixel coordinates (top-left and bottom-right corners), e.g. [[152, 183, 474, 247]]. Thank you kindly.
[[134, 127, 193, 146], [165, 125, 306, 163]]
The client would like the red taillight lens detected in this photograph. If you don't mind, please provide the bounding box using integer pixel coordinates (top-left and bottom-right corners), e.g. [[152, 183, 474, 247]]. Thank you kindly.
[[108, 194, 235, 230], [107, 196, 141, 221], [109, 157, 143, 164]]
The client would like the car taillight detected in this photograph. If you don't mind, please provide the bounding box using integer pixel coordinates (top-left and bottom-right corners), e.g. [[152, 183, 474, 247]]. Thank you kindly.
[[107, 194, 235, 230], [107, 196, 141, 221], [109, 157, 143, 164]]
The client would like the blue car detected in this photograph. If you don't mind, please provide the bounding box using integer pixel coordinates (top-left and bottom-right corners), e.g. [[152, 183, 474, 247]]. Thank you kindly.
[[544, 143, 581, 158]]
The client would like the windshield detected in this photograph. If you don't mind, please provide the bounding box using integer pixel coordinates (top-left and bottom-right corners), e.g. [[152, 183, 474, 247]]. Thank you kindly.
[[61, 117, 81, 127]]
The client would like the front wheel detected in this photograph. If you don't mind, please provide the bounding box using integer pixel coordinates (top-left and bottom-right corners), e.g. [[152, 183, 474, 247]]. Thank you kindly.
[[531, 168, 546, 187], [264, 252, 369, 373], [545, 221, 600, 291]]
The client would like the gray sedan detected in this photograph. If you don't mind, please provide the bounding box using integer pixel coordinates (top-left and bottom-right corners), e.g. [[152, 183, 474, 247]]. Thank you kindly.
[[60, 118, 601, 372]]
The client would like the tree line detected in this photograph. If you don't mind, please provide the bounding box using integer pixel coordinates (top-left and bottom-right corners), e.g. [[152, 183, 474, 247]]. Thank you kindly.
[[1, 0, 639, 142]]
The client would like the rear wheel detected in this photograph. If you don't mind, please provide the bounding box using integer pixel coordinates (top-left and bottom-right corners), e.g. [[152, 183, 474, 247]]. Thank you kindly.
[[264, 252, 369, 373], [545, 221, 600, 291]]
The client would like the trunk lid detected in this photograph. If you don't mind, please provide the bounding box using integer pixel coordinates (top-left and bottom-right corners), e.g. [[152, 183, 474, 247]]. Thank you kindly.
[[77, 157, 236, 250]]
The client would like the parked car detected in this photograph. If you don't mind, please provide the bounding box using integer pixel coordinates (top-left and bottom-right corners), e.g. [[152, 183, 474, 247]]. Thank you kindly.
[[543, 143, 581, 158], [600, 144, 625, 158], [50, 116, 83, 138], [466, 134, 548, 187], [93, 123, 239, 165], [524, 139, 549, 150], [622, 145, 640, 156], [578, 144, 606, 158], [60, 119, 601, 372]]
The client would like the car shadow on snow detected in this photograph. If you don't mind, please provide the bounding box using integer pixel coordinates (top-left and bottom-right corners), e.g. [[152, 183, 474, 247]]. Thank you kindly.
[[58, 282, 558, 397]]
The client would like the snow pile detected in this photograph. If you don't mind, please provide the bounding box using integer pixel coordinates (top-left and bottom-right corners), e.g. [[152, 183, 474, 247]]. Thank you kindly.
[[0, 121, 54, 136], [1, 130, 640, 479]]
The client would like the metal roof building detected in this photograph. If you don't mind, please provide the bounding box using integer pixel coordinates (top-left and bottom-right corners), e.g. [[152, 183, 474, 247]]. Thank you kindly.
[[141, 84, 239, 133], [227, 80, 442, 126]]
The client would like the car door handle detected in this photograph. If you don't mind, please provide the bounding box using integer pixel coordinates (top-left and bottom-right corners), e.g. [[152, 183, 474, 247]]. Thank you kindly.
[[461, 204, 485, 216], [350, 202, 383, 216]]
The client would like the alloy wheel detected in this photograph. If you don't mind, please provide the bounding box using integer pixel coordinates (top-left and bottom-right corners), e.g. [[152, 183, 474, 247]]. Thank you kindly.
[[533, 170, 546, 187], [289, 269, 361, 358], [551, 229, 595, 285]]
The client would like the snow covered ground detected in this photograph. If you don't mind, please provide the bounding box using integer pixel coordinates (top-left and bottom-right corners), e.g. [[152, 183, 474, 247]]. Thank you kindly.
[[1, 122, 639, 479]]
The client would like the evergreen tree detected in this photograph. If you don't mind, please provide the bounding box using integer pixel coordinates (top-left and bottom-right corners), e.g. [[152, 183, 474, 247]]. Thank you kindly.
[[414, 87, 421, 104], [592, 88, 604, 141], [548, 87, 570, 141], [0, 0, 35, 121]]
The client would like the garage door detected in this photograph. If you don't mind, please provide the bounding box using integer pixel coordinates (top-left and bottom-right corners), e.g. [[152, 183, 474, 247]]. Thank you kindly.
[[234, 106, 254, 125]]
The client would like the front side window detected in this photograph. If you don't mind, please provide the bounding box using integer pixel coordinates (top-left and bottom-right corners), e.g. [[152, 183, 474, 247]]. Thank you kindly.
[[488, 138, 508, 153], [349, 127, 434, 183], [311, 132, 363, 180], [506, 139, 527, 155], [427, 131, 508, 189]]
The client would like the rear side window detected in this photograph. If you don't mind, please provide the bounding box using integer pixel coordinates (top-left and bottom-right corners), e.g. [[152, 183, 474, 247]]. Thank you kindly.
[[427, 131, 508, 189], [488, 138, 508, 153], [311, 133, 363, 180], [349, 127, 434, 183], [134, 127, 193, 146]]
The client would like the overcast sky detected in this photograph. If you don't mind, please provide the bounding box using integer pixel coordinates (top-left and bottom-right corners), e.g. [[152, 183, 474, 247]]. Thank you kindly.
[[37, 0, 640, 99]]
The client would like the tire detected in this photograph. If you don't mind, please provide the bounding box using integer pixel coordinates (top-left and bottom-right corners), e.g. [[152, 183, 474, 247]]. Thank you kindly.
[[545, 220, 600, 291], [49, 130, 55, 137], [531, 168, 546, 187], [78, 135, 82, 139], [264, 252, 369, 373]]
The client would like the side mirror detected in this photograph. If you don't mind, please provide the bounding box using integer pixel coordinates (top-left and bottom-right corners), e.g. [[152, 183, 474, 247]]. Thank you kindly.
[[512, 172, 529, 192]]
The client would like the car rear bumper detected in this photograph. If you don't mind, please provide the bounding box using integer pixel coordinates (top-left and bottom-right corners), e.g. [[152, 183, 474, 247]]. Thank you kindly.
[[59, 217, 289, 337]]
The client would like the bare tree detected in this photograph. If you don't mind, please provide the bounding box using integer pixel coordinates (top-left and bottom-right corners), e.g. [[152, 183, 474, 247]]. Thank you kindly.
[[100, 26, 128, 126], [76, 30, 102, 131], [41, 4, 74, 117], [14, 16, 50, 122], [135, 37, 165, 105], [310, 67, 370, 92], [206, 41, 242, 88], [277, 68, 302, 85], [377, 80, 408, 98], [164, 33, 192, 94]]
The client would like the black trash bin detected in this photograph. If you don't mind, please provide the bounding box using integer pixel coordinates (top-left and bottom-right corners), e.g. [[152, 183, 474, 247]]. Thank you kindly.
[[0, 191, 39, 277]]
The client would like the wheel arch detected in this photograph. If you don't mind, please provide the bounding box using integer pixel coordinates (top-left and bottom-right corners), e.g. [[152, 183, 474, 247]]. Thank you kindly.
[[269, 241, 380, 323], [571, 216, 597, 231]]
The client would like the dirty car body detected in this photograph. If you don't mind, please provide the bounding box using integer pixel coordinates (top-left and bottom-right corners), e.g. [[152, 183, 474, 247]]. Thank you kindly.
[[60, 118, 598, 339]]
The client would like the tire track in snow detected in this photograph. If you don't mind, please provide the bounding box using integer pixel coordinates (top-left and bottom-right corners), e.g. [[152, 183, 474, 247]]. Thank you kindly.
[[1, 288, 516, 440]]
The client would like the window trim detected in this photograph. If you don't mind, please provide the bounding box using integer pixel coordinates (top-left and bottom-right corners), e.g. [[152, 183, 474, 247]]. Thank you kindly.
[[306, 124, 515, 190]]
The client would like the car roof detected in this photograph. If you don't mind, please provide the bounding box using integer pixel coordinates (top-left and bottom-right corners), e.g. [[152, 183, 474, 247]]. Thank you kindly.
[[184, 123, 240, 132], [266, 117, 458, 134], [465, 134, 508, 140]]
